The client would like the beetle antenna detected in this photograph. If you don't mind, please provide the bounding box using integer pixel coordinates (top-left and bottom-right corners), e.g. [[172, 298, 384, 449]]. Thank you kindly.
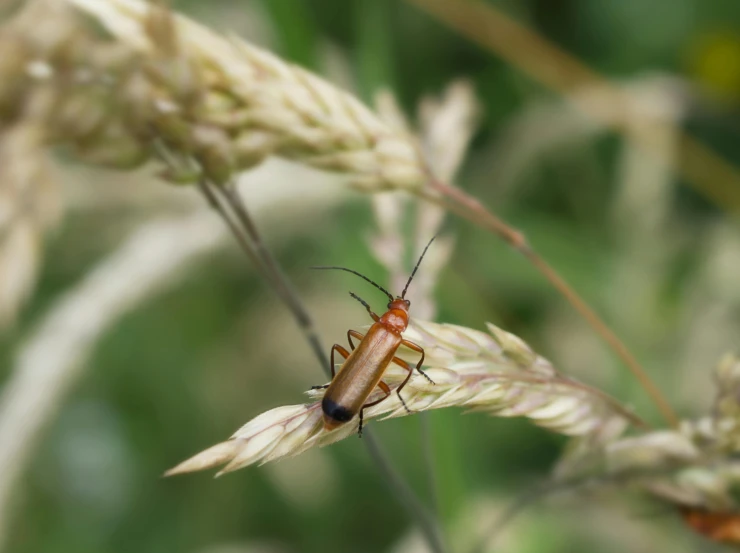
[[312, 266, 394, 302], [349, 291, 373, 311], [401, 236, 436, 299]]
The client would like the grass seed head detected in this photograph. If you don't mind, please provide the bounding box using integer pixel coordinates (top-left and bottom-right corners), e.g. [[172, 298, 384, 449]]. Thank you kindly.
[[166, 320, 635, 476]]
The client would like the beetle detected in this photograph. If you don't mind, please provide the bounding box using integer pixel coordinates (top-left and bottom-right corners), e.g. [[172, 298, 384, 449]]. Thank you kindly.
[[312, 237, 436, 435]]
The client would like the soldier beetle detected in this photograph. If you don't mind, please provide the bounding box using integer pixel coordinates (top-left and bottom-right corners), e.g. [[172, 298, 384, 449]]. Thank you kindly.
[[312, 237, 436, 436]]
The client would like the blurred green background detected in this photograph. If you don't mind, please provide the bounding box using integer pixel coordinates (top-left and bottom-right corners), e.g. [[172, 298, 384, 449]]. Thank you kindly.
[[2, 0, 740, 552]]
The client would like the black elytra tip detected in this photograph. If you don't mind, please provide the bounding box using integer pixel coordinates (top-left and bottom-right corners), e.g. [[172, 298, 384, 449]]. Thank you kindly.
[[322, 397, 354, 423]]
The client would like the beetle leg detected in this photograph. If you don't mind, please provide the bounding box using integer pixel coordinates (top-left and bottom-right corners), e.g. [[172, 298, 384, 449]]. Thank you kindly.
[[347, 329, 364, 350], [330, 344, 350, 377], [312, 344, 349, 389], [358, 381, 392, 437], [391, 357, 414, 414], [349, 292, 380, 322], [400, 339, 435, 384], [363, 381, 392, 407]]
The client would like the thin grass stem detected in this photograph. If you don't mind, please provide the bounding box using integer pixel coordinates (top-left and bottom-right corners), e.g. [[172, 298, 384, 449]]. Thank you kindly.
[[200, 181, 447, 553], [215, 182, 331, 372], [420, 412, 440, 517], [364, 431, 447, 553]]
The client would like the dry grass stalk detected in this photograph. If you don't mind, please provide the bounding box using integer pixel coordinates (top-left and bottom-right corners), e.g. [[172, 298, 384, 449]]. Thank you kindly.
[[166, 320, 638, 477]]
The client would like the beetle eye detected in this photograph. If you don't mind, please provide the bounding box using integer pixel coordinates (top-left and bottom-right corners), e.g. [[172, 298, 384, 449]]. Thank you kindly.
[[387, 302, 392, 309]]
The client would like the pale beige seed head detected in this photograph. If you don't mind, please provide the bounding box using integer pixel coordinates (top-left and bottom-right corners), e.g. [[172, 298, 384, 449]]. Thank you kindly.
[[69, 0, 427, 191], [166, 320, 635, 477]]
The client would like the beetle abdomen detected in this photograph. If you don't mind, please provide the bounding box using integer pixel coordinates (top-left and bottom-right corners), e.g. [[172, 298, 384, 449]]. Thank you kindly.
[[322, 397, 354, 430]]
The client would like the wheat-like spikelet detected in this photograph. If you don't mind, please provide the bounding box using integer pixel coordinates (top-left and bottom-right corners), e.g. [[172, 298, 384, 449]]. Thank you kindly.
[[0, 0, 430, 190], [642, 354, 740, 512], [166, 319, 635, 476], [551, 354, 740, 515], [560, 428, 740, 515], [610, 434, 740, 512], [63, 0, 426, 190]]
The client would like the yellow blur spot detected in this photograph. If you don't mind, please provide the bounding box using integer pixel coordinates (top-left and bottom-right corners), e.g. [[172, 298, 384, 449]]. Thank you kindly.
[[687, 30, 740, 102]]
